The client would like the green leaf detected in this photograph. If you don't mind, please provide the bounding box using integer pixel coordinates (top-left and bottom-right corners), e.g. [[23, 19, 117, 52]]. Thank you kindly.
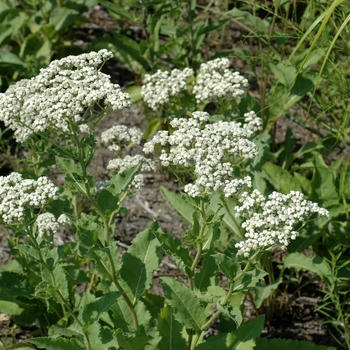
[[52, 7, 79, 32], [115, 327, 151, 350], [194, 250, 218, 292], [263, 162, 302, 193], [161, 187, 195, 226], [253, 277, 282, 309], [55, 157, 89, 195], [82, 291, 123, 325], [28, 337, 85, 350], [98, 0, 135, 22], [255, 337, 336, 350], [310, 154, 339, 202], [151, 221, 192, 276], [106, 165, 139, 196], [197, 315, 265, 349], [120, 228, 162, 302], [213, 253, 241, 282], [283, 252, 332, 286], [234, 268, 267, 293], [0, 51, 25, 66], [160, 277, 207, 332], [158, 304, 187, 350], [216, 303, 242, 328]]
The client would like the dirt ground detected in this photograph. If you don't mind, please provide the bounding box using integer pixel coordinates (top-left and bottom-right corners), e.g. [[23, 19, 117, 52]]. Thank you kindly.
[[0, 4, 346, 349]]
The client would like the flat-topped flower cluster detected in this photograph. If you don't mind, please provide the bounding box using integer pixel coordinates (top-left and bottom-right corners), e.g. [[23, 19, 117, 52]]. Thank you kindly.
[[0, 173, 58, 224], [141, 57, 248, 109], [143, 110, 262, 197], [235, 190, 329, 256], [0, 49, 131, 141]]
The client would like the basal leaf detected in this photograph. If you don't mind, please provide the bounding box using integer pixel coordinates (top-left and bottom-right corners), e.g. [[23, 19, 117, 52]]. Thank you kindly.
[[151, 221, 192, 276], [161, 187, 195, 226], [158, 304, 187, 350], [28, 337, 85, 350], [255, 337, 336, 350], [82, 291, 123, 325], [120, 228, 162, 302], [160, 277, 206, 332]]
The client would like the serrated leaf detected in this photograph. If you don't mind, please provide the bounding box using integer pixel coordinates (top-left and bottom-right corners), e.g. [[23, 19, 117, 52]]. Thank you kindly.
[[213, 253, 241, 281], [234, 268, 268, 293], [115, 326, 151, 350], [255, 337, 336, 350], [216, 303, 242, 328], [283, 253, 332, 286], [151, 221, 192, 276], [120, 228, 162, 302], [161, 187, 195, 226], [82, 291, 123, 325], [28, 337, 85, 350], [197, 315, 264, 349], [160, 277, 206, 332], [194, 250, 218, 291], [158, 304, 186, 350]]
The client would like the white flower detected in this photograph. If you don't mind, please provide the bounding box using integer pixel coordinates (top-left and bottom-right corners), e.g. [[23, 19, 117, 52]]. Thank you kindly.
[[144, 111, 261, 197], [193, 58, 248, 103], [0, 173, 58, 224], [101, 125, 143, 152], [37, 212, 59, 238], [142, 67, 194, 110], [0, 50, 131, 142], [235, 190, 329, 256]]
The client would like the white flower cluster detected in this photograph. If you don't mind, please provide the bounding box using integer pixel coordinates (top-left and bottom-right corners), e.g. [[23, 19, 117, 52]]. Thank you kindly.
[[143, 111, 261, 197], [37, 213, 71, 239], [0, 50, 131, 141], [0, 173, 58, 224], [235, 190, 329, 256], [101, 125, 143, 152], [193, 58, 249, 103], [142, 68, 194, 110]]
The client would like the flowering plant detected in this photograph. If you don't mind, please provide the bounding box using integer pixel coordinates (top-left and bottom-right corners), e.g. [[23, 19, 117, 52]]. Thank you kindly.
[[0, 50, 331, 350]]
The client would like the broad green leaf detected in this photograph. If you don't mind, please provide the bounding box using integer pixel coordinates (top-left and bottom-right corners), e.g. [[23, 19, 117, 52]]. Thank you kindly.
[[28, 337, 85, 350], [161, 187, 195, 226], [0, 51, 25, 66], [52, 7, 79, 32], [0, 24, 12, 46], [55, 157, 89, 195], [120, 228, 162, 302], [263, 162, 302, 193], [310, 154, 339, 202], [213, 253, 241, 282], [98, 0, 135, 22], [253, 277, 282, 309], [233, 268, 267, 293], [194, 250, 218, 291], [255, 337, 336, 350], [283, 252, 332, 286], [107, 165, 139, 196], [76, 213, 103, 249], [158, 304, 186, 350], [197, 315, 265, 349], [151, 221, 192, 276], [115, 327, 151, 350], [293, 172, 312, 196], [82, 291, 123, 325], [161, 277, 206, 332], [0, 300, 24, 316], [216, 303, 242, 328]]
